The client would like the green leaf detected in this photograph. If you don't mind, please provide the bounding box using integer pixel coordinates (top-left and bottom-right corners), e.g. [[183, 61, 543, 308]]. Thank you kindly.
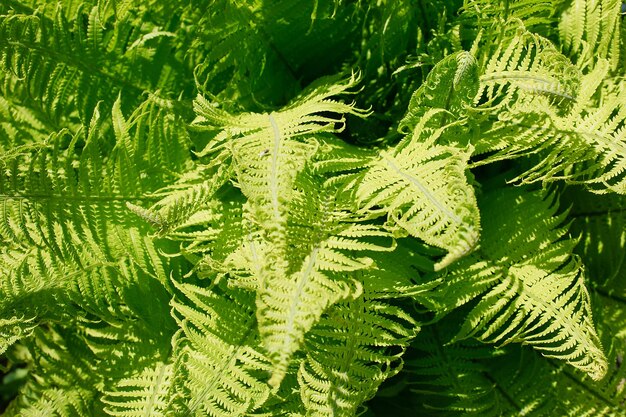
[[357, 110, 480, 271], [423, 187, 608, 380]]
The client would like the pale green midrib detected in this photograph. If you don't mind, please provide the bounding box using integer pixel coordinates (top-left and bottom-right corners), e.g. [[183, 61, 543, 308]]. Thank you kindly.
[[515, 267, 601, 355], [480, 72, 575, 100], [481, 72, 563, 85], [284, 246, 320, 349], [268, 113, 283, 230], [383, 154, 462, 224], [144, 362, 168, 417], [184, 321, 256, 416]]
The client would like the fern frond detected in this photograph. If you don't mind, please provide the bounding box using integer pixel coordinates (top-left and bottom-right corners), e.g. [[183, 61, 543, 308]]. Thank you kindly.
[[0, 316, 36, 356], [129, 160, 232, 236], [356, 110, 480, 271], [405, 319, 625, 417], [250, 175, 395, 387], [475, 59, 626, 193], [192, 73, 366, 157], [169, 281, 272, 417], [0, 99, 179, 352], [461, 0, 564, 30], [3, 326, 97, 417], [558, 0, 622, 70], [398, 51, 479, 134], [294, 244, 438, 416], [188, 77, 380, 387], [421, 187, 607, 380], [298, 296, 418, 417], [101, 361, 176, 417], [533, 296, 624, 415], [405, 321, 624, 417], [0, 4, 181, 127], [477, 28, 581, 109], [405, 324, 553, 416], [192, 74, 366, 247]]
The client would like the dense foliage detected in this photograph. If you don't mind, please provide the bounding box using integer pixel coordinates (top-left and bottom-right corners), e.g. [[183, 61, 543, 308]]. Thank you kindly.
[[0, 0, 625, 415]]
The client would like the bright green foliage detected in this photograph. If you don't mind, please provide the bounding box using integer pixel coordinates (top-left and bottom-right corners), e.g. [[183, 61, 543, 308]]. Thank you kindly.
[[1, 1, 625, 416], [420, 188, 607, 380], [355, 110, 480, 271]]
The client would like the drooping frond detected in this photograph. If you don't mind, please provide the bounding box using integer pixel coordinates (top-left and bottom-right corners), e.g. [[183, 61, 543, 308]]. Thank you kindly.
[[185, 77, 383, 387], [191, 74, 366, 240], [420, 187, 608, 380], [356, 110, 480, 271]]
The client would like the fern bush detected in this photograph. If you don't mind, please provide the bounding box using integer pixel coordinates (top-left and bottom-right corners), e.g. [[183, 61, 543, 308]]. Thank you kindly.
[[0, 0, 625, 416]]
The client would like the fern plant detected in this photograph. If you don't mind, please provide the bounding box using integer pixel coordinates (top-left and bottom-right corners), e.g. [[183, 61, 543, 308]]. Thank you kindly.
[[1, 0, 625, 416]]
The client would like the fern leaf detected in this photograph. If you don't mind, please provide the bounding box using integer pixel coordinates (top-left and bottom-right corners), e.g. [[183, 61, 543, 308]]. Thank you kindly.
[[192, 74, 366, 266], [461, 0, 562, 29], [356, 110, 480, 271], [405, 325, 551, 416], [169, 281, 272, 416], [0, 100, 179, 350], [407, 320, 626, 416], [475, 58, 626, 194], [298, 285, 425, 417], [3, 326, 97, 417], [0, 315, 37, 356], [252, 177, 394, 387], [559, 0, 622, 70], [0, 4, 179, 127], [477, 28, 581, 109], [421, 187, 608, 380], [398, 51, 479, 134], [101, 361, 175, 417]]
